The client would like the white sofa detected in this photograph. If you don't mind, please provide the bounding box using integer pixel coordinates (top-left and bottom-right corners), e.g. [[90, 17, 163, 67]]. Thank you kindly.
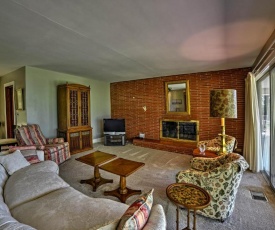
[[0, 153, 166, 229]]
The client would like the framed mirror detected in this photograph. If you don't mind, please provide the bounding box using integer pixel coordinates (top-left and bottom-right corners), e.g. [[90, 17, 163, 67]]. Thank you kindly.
[[16, 88, 24, 110], [165, 80, 190, 114]]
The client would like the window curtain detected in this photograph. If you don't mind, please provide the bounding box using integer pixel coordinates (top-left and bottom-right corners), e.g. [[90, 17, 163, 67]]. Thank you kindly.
[[243, 72, 262, 172]]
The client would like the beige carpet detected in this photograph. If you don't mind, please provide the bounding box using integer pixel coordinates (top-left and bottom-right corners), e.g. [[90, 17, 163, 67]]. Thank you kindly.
[[59, 143, 275, 230]]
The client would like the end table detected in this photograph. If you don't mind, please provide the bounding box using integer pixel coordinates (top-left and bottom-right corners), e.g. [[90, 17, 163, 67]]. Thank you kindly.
[[192, 148, 218, 158], [166, 183, 211, 230], [0, 138, 17, 151]]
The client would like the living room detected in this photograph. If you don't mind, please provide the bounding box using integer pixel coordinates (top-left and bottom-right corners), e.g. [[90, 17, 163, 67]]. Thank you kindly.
[[0, 1, 275, 230]]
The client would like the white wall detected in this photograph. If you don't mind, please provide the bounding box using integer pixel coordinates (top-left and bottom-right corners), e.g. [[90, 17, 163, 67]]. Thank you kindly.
[[25, 67, 110, 140]]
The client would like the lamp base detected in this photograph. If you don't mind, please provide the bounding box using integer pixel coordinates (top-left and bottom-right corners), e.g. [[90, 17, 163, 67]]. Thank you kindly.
[[218, 118, 228, 155]]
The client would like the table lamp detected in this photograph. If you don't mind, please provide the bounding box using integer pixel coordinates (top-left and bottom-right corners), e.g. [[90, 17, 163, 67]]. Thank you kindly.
[[210, 89, 237, 154]]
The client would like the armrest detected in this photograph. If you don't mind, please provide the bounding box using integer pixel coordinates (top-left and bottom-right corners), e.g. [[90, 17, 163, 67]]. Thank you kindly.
[[46, 138, 64, 144], [190, 157, 222, 171], [10, 145, 45, 151], [143, 204, 166, 230], [177, 163, 237, 184], [9, 145, 37, 153]]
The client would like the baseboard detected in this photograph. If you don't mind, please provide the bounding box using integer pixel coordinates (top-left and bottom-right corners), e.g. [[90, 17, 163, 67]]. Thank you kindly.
[[93, 137, 104, 144]]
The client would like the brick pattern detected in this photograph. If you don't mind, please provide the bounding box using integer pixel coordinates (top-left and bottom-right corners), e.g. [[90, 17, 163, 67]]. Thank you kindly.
[[111, 67, 251, 152]]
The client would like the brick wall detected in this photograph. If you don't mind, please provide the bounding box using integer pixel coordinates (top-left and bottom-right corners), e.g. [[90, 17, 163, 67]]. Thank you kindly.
[[111, 67, 251, 151]]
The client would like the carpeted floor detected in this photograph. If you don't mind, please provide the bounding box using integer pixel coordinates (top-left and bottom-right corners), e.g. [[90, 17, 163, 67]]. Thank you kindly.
[[59, 143, 275, 230]]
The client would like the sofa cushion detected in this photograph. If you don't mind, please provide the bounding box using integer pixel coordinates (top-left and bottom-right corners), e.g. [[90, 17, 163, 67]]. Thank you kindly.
[[0, 150, 30, 175], [0, 199, 11, 215], [0, 214, 35, 230], [117, 189, 154, 230], [5, 171, 69, 210], [18, 160, 59, 175], [0, 164, 8, 199], [11, 187, 128, 230]]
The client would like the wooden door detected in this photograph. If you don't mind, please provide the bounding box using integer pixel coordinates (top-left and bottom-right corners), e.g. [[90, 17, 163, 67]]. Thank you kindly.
[[69, 131, 81, 152], [81, 129, 92, 149], [5, 86, 14, 138]]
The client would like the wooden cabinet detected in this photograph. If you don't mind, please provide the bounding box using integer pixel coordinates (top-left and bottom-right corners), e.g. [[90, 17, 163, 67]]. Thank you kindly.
[[57, 83, 93, 154]]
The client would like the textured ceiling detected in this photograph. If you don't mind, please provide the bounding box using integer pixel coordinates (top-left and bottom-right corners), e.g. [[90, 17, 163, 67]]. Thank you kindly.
[[0, 0, 275, 82]]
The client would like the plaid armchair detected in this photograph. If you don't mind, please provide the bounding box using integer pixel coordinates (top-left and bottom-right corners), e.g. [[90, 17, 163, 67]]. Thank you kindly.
[[176, 153, 249, 221], [198, 135, 237, 153], [14, 124, 70, 165]]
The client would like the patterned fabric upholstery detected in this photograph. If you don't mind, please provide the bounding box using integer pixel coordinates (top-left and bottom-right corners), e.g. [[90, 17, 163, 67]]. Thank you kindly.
[[117, 189, 154, 230], [198, 135, 237, 153], [15, 124, 70, 165], [176, 153, 249, 221]]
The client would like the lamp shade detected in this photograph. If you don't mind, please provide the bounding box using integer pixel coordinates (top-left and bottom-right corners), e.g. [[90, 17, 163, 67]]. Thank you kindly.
[[210, 89, 237, 118]]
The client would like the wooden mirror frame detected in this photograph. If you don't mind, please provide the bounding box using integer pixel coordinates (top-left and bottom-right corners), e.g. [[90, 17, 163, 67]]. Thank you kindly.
[[165, 80, 190, 115]]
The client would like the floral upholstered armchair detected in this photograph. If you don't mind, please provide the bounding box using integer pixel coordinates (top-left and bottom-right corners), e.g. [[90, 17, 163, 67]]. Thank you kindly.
[[198, 135, 237, 153], [14, 124, 70, 165], [176, 153, 249, 221]]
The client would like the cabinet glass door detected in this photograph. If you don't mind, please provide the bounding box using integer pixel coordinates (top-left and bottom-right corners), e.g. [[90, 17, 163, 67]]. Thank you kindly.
[[81, 91, 89, 126], [69, 90, 79, 127]]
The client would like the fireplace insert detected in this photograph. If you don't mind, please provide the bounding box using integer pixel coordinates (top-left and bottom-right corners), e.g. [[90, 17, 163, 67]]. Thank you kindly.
[[161, 120, 199, 142]]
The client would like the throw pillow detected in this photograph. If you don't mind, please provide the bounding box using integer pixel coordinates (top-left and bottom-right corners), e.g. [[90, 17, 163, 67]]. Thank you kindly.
[[9, 147, 44, 163], [20, 150, 41, 164], [0, 150, 30, 175], [117, 189, 154, 230]]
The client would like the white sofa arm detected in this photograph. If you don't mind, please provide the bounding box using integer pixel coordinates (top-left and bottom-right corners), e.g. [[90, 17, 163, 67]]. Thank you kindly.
[[143, 204, 166, 230]]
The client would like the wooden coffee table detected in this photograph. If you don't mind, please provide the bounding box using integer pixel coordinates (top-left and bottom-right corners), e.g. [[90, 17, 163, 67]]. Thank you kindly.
[[166, 183, 211, 230], [76, 151, 116, 191], [99, 158, 145, 203]]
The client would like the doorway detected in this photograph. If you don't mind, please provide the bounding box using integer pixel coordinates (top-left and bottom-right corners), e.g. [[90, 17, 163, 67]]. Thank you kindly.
[[4, 82, 15, 138], [257, 65, 275, 190]]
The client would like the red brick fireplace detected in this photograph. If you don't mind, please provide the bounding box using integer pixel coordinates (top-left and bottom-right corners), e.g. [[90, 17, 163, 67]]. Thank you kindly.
[[110, 67, 250, 154]]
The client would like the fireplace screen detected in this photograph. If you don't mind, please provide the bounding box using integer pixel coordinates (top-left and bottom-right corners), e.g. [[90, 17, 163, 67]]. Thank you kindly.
[[161, 120, 198, 142]]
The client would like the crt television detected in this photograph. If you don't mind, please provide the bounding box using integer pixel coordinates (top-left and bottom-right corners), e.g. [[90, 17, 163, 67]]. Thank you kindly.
[[103, 118, 126, 135]]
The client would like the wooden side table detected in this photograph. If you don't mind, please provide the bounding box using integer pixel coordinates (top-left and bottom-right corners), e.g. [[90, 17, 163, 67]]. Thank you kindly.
[[192, 148, 219, 158], [0, 138, 17, 151], [166, 183, 211, 230]]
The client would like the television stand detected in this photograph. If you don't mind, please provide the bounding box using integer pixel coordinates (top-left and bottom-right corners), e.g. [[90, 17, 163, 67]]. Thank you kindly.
[[104, 134, 126, 146]]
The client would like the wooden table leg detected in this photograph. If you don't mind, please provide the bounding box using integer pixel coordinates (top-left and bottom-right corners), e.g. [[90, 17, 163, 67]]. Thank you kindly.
[[193, 210, 197, 230], [176, 206, 179, 230], [183, 208, 191, 230], [80, 165, 113, 192], [104, 176, 142, 203]]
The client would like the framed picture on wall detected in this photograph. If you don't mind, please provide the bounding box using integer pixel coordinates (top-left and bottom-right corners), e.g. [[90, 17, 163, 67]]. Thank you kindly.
[[16, 88, 24, 110]]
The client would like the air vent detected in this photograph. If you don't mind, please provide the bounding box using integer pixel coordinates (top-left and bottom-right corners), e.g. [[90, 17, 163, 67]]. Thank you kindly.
[[250, 191, 268, 202]]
